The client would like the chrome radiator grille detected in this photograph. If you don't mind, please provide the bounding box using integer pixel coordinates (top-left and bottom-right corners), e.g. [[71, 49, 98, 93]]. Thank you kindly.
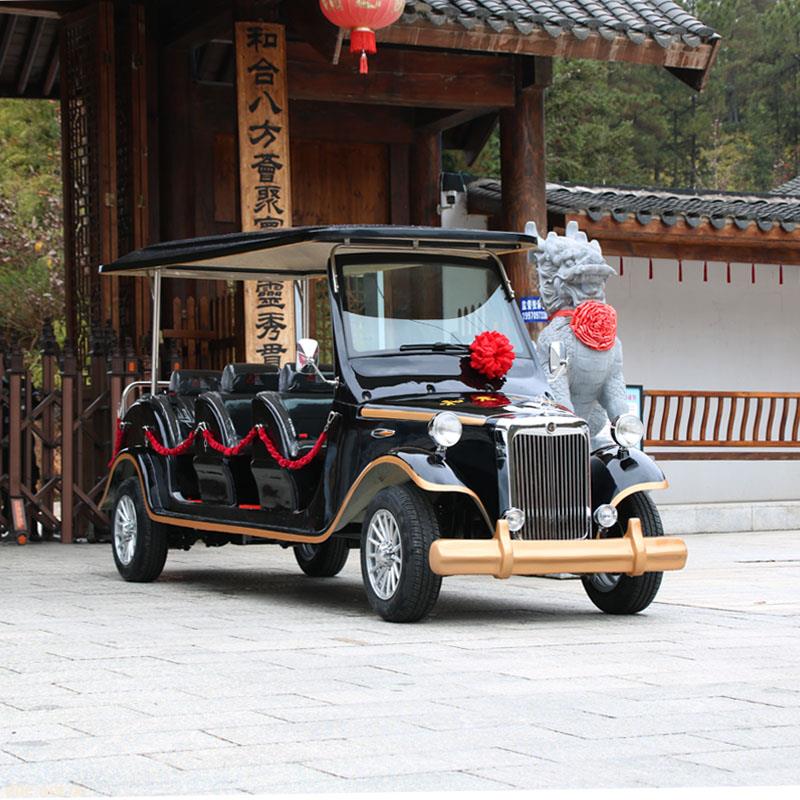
[[508, 426, 591, 540]]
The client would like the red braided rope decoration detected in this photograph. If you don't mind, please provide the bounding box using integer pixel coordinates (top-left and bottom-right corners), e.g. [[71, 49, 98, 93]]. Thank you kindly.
[[143, 423, 328, 470], [108, 418, 127, 467], [257, 426, 328, 470], [201, 425, 258, 457], [144, 427, 197, 456]]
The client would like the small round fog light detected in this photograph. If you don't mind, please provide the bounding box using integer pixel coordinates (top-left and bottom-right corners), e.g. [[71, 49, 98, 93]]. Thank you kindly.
[[428, 411, 463, 449], [611, 414, 644, 448], [593, 504, 618, 529], [504, 507, 526, 533]]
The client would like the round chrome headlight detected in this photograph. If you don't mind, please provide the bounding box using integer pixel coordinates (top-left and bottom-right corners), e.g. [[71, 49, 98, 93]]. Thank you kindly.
[[504, 507, 526, 533], [611, 414, 644, 448], [593, 504, 618, 529], [428, 411, 463, 449]]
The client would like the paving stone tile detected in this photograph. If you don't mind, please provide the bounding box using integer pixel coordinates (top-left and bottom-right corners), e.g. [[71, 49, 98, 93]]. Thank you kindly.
[[1, 531, 799, 794], [3, 729, 232, 763]]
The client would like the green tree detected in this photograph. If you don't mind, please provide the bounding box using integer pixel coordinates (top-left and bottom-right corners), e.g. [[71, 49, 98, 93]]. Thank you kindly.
[[0, 99, 63, 357]]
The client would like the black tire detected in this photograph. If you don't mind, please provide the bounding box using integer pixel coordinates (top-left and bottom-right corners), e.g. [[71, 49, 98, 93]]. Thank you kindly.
[[293, 538, 350, 577], [582, 491, 664, 614], [111, 477, 168, 582], [360, 485, 442, 623]]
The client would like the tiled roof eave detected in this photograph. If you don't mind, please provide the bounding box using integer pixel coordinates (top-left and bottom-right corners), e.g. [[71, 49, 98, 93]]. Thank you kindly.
[[465, 178, 800, 232], [397, 1, 719, 50]]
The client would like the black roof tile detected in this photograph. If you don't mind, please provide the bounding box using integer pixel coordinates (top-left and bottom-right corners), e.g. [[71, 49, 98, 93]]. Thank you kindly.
[[401, 0, 718, 47], [463, 177, 800, 232]]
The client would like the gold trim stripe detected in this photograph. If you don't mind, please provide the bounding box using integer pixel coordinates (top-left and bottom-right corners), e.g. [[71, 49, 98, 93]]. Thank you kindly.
[[359, 407, 487, 426], [610, 480, 669, 508], [101, 452, 491, 543]]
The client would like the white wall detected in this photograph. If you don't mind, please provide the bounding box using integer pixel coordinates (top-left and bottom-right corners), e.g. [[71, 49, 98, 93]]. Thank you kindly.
[[440, 192, 800, 505], [606, 256, 800, 505]]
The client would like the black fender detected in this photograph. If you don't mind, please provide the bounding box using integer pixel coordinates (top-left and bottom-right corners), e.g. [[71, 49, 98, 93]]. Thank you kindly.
[[334, 449, 492, 533], [591, 446, 668, 509], [100, 450, 171, 516]]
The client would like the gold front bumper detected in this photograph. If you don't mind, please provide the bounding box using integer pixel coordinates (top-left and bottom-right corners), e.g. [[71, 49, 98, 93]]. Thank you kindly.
[[429, 518, 687, 579]]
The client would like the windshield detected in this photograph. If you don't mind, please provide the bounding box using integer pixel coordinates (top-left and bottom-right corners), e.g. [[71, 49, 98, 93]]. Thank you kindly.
[[339, 258, 529, 357]]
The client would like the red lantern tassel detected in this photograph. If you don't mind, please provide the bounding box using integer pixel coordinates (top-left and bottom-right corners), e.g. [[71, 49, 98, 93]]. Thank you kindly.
[[619, 256, 624, 276], [780, 264, 784, 285], [678, 259, 683, 282], [351, 27, 376, 75], [648, 256, 653, 280], [751, 262, 756, 284], [703, 260, 708, 282], [726, 262, 731, 283]]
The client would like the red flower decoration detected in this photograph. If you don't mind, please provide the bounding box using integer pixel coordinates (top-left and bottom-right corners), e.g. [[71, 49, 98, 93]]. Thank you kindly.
[[570, 300, 617, 351], [469, 331, 515, 380]]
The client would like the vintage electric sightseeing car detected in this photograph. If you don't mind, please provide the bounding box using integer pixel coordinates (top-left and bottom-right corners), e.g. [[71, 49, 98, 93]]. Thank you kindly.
[[100, 226, 686, 622]]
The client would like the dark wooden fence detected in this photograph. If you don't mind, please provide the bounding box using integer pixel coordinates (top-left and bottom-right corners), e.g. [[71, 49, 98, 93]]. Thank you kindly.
[[0, 323, 153, 544]]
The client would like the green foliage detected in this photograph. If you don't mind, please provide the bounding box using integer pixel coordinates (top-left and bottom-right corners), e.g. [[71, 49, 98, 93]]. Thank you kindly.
[[0, 99, 63, 361], [447, 0, 800, 194]]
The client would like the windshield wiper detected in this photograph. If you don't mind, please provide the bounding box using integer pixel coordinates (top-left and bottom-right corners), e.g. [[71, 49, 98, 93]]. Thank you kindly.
[[398, 342, 470, 353]]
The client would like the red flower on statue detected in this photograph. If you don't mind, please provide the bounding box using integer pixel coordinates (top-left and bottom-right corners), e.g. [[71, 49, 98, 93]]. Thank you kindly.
[[570, 300, 617, 351], [469, 331, 515, 380]]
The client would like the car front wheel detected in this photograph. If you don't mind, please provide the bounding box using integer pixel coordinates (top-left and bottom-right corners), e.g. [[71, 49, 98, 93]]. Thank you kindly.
[[360, 485, 442, 623], [582, 491, 664, 614], [111, 477, 168, 582]]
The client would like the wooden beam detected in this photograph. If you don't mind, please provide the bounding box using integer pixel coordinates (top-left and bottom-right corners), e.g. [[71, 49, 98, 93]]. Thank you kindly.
[[42, 38, 58, 95], [287, 41, 515, 109], [501, 67, 546, 303], [287, 0, 341, 63], [0, 5, 65, 20], [0, 15, 18, 76], [416, 107, 498, 135], [390, 143, 410, 225], [410, 130, 440, 227], [573, 213, 800, 249], [17, 16, 45, 95], [289, 100, 415, 144], [377, 20, 716, 84], [163, 7, 230, 49]]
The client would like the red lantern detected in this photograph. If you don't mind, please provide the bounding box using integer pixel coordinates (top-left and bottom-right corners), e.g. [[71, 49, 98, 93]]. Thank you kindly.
[[320, 0, 405, 75]]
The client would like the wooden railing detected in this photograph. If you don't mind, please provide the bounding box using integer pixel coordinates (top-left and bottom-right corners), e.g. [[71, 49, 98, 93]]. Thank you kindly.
[[1, 326, 148, 544], [643, 390, 800, 460]]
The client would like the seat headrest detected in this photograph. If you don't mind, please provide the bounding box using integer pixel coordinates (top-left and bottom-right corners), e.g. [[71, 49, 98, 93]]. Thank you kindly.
[[221, 362, 280, 394], [168, 370, 221, 396], [279, 363, 336, 394]]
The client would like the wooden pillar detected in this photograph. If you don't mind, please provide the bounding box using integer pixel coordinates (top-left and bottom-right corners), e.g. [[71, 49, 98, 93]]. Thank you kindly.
[[410, 130, 441, 227], [500, 57, 552, 318]]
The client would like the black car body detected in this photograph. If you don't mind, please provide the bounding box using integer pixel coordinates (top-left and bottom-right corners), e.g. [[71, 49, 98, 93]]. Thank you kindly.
[[100, 226, 686, 621]]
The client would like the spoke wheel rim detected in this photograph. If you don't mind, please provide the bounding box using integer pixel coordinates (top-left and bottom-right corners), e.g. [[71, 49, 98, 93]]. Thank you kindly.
[[365, 509, 402, 600], [113, 495, 138, 566], [589, 571, 622, 592], [298, 543, 318, 561]]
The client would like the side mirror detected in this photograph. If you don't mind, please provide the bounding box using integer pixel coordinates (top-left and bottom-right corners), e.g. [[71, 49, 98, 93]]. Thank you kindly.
[[548, 341, 568, 383], [296, 338, 320, 373]]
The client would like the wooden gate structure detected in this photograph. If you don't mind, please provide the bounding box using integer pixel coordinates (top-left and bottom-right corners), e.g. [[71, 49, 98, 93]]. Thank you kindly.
[[0, 0, 720, 542]]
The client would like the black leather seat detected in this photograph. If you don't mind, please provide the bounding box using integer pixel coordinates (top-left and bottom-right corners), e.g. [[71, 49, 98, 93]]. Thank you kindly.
[[168, 369, 221, 435], [191, 364, 277, 505], [251, 391, 325, 511], [278, 364, 335, 439]]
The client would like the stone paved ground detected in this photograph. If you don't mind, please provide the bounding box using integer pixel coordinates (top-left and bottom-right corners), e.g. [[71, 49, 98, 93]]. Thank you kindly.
[[1, 531, 799, 796]]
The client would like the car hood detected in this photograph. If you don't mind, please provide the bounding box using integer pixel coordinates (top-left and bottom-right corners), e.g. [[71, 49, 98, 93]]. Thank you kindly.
[[362, 391, 579, 426]]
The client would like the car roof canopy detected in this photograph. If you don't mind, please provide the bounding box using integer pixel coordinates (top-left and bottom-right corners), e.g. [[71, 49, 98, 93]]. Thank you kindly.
[[99, 225, 538, 280]]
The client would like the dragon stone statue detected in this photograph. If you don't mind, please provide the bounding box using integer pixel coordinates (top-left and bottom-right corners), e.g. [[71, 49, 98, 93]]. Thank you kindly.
[[527, 220, 630, 449]]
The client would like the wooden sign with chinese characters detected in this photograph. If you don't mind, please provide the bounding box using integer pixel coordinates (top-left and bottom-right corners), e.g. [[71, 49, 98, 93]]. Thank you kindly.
[[235, 22, 295, 366]]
